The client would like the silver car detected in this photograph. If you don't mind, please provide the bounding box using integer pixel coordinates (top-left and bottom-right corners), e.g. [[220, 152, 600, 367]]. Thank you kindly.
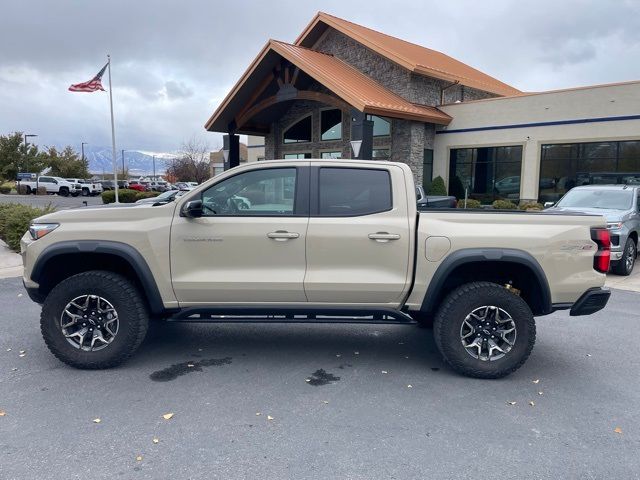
[[547, 185, 640, 275]]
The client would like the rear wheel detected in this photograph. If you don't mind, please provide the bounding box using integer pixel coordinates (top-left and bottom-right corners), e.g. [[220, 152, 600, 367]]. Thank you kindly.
[[40, 270, 149, 369], [612, 238, 636, 276], [433, 281, 536, 379]]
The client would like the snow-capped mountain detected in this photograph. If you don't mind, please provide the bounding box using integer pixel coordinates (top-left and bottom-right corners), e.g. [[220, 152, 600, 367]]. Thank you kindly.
[[83, 145, 175, 175]]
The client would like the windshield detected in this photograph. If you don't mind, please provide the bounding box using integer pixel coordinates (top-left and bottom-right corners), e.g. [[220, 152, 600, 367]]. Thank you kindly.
[[156, 190, 177, 200], [557, 189, 633, 210]]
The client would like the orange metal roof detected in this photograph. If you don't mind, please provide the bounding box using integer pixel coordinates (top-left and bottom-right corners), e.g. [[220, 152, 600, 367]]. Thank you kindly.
[[205, 40, 451, 131], [296, 12, 522, 97]]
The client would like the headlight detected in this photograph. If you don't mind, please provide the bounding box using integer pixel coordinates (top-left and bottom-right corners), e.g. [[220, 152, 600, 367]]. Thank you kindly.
[[29, 223, 59, 240], [607, 222, 623, 230]]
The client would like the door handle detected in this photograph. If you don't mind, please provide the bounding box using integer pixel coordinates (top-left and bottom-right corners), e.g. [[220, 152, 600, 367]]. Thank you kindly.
[[267, 230, 300, 241], [368, 232, 401, 242]]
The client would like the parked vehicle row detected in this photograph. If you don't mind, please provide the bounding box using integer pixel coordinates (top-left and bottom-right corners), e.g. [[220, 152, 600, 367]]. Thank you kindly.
[[20, 176, 82, 196]]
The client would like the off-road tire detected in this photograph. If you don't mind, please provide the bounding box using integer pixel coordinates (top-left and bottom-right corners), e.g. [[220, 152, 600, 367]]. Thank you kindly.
[[433, 281, 536, 379], [41, 270, 149, 369], [612, 238, 636, 276], [58, 187, 69, 197]]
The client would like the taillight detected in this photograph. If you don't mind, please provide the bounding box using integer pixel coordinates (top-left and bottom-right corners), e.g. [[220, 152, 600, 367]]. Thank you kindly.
[[590, 227, 611, 273]]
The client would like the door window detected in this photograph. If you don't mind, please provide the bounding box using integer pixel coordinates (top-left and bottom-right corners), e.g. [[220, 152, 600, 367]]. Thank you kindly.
[[201, 168, 296, 216], [318, 168, 391, 216]]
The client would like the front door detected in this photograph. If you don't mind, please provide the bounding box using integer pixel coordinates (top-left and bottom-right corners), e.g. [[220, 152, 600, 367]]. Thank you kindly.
[[170, 165, 310, 305], [304, 164, 412, 305]]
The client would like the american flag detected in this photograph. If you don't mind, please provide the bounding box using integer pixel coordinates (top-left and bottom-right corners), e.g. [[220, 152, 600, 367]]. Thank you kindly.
[[68, 63, 108, 92]]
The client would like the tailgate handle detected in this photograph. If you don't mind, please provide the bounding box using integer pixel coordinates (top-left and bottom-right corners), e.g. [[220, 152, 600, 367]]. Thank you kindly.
[[267, 230, 300, 241], [368, 232, 401, 242]]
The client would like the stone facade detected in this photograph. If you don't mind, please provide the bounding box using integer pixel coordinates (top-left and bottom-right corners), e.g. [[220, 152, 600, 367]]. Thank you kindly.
[[263, 27, 498, 184]]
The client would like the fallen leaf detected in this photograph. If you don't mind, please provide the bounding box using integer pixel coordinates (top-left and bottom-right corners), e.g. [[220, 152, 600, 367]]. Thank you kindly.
[[0, 410, 6, 416], [407, 384, 413, 388], [19, 350, 25, 354], [305, 378, 311, 383], [152, 438, 159, 444], [614, 427, 622, 434], [255, 412, 261, 416], [532, 379, 540, 384], [507, 401, 517, 406], [322, 400, 329, 404], [586, 354, 592, 357], [538, 391, 544, 396], [335, 354, 341, 358], [267, 415, 274, 420], [136, 456, 143, 462], [17, 293, 23, 297], [529, 401, 535, 406], [354, 351, 360, 355], [6, 348, 11, 352], [18, 354, 25, 358], [381, 370, 388, 374], [11, 368, 17, 371], [187, 363, 195, 368], [93, 418, 101, 423], [162, 413, 174, 420]]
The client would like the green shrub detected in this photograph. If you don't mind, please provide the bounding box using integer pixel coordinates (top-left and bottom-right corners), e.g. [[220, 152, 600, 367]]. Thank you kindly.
[[492, 199, 517, 210], [135, 191, 160, 201], [0, 184, 11, 194], [101, 189, 139, 204], [427, 176, 448, 196], [0, 203, 55, 252], [449, 175, 466, 200], [519, 201, 544, 211], [457, 198, 482, 209]]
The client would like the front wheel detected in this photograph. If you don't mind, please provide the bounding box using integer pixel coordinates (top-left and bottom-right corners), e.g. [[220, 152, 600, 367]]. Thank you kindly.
[[58, 187, 69, 197], [433, 281, 536, 379], [612, 238, 636, 276], [40, 270, 149, 369]]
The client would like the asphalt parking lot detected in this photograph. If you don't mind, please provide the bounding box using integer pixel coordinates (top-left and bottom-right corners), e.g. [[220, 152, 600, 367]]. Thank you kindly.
[[1, 277, 639, 479], [0, 193, 103, 209]]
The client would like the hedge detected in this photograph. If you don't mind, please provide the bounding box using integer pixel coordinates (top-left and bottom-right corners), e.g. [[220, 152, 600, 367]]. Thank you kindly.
[[427, 176, 448, 196], [492, 199, 518, 210], [519, 201, 544, 211], [457, 198, 482, 209], [0, 203, 55, 252], [101, 189, 160, 204], [0, 184, 11, 194]]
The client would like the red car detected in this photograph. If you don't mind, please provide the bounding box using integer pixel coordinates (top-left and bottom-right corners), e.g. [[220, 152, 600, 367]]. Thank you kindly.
[[128, 182, 147, 192]]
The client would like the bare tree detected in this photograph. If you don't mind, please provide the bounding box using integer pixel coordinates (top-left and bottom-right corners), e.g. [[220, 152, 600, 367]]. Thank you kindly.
[[166, 137, 211, 184]]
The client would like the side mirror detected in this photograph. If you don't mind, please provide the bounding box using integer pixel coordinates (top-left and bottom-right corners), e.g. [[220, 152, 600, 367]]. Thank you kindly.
[[544, 201, 555, 208], [183, 200, 203, 218]]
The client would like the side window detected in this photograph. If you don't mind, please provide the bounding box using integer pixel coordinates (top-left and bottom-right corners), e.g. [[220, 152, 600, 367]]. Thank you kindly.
[[39, 177, 51, 183], [318, 168, 392, 216], [201, 168, 296, 216]]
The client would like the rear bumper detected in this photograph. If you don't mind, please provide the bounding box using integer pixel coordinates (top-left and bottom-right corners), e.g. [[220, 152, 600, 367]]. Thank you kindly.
[[569, 287, 611, 316]]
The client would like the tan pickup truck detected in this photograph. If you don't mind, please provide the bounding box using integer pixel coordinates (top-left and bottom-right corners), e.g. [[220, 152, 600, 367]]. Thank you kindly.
[[21, 160, 611, 378]]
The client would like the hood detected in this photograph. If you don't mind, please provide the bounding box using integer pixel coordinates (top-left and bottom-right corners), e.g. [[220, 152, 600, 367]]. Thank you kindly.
[[33, 201, 174, 224], [551, 206, 624, 222]]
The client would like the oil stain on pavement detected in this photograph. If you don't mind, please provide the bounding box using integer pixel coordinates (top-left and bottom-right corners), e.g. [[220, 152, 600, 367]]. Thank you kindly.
[[150, 357, 232, 382], [307, 369, 340, 386]]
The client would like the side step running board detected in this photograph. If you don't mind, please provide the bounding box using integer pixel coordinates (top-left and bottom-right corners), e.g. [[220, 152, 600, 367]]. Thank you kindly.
[[168, 306, 416, 325]]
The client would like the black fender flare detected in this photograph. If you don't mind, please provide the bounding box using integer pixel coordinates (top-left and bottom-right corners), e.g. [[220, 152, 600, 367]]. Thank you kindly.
[[31, 240, 165, 314], [420, 248, 552, 315]]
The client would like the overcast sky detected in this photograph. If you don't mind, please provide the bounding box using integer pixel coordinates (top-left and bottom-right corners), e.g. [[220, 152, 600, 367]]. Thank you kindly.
[[1, 0, 639, 154]]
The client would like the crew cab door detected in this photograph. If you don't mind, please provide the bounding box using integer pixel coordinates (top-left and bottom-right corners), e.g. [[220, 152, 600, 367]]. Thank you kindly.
[[170, 165, 310, 304], [304, 164, 413, 305]]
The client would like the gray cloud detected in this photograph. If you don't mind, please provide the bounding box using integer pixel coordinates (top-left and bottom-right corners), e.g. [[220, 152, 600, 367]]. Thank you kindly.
[[1, 0, 639, 153]]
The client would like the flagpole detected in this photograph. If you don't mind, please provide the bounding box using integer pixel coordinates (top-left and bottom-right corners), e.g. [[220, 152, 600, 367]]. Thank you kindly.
[[107, 54, 119, 203]]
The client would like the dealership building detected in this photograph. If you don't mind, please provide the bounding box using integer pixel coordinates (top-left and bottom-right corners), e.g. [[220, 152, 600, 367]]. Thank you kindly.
[[206, 12, 640, 203]]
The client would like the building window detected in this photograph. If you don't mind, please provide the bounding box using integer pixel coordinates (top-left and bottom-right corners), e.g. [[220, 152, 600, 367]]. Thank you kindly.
[[321, 109, 342, 141], [539, 141, 640, 202], [423, 149, 433, 191], [372, 148, 390, 160], [321, 151, 342, 159], [283, 153, 311, 159], [366, 115, 391, 137], [283, 115, 312, 144], [449, 146, 523, 203]]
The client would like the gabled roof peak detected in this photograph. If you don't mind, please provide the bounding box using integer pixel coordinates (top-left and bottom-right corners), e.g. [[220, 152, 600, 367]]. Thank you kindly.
[[296, 11, 521, 97]]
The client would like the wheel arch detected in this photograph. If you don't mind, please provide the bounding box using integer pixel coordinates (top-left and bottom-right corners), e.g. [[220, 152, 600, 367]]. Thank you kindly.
[[31, 240, 164, 314], [420, 248, 552, 317]]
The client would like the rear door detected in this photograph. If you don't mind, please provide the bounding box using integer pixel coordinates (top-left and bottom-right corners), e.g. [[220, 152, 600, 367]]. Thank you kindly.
[[304, 164, 412, 305]]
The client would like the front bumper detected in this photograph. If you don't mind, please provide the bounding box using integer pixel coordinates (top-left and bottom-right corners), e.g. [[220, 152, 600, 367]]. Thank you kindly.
[[569, 287, 611, 316]]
